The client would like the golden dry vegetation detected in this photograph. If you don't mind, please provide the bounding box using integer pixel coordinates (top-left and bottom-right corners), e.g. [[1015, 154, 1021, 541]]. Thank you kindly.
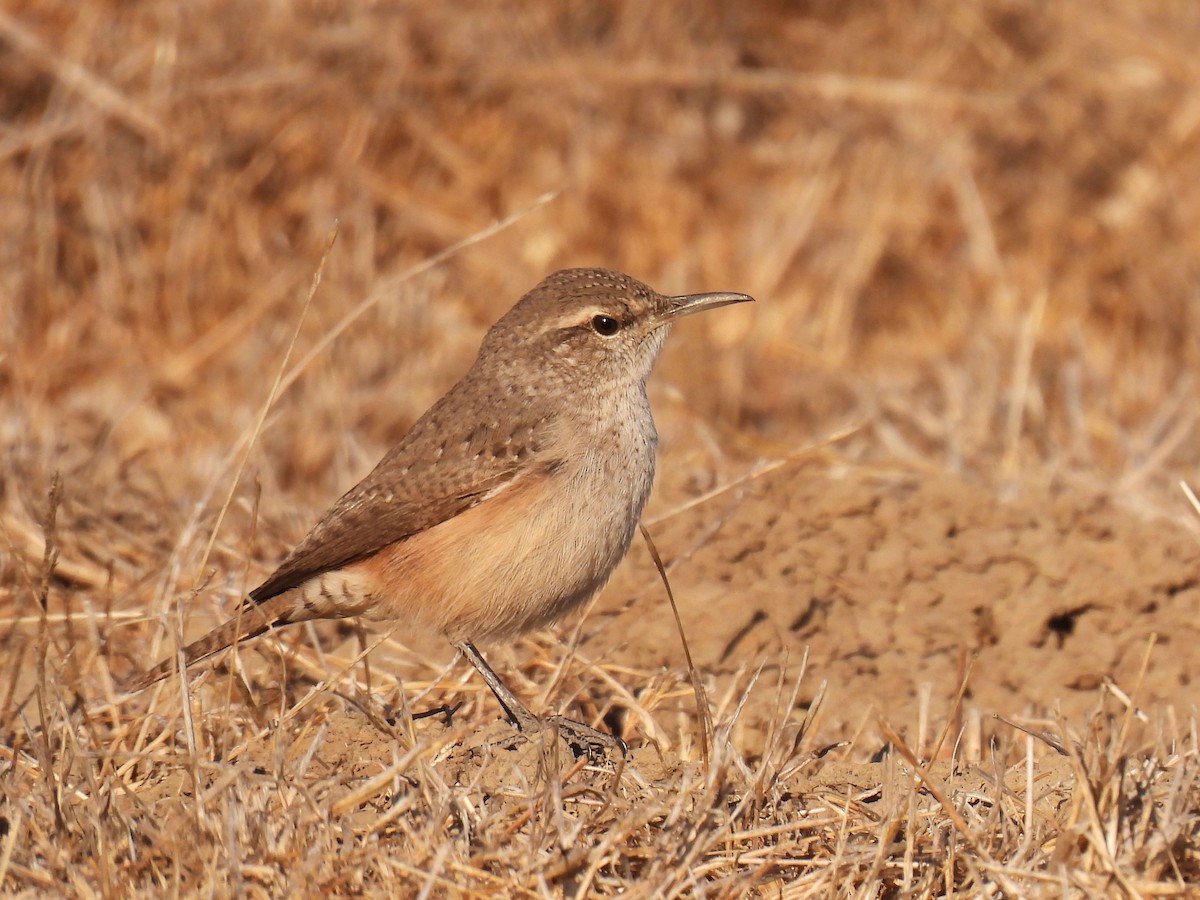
[[2, 1, 1200, 896]]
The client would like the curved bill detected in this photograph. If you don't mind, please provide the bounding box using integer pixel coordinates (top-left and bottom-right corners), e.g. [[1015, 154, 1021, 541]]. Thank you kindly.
[[658, 290, 755, 323]]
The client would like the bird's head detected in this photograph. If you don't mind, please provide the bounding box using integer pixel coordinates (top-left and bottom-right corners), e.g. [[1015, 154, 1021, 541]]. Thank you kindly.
[[480, 268, 753, 395]]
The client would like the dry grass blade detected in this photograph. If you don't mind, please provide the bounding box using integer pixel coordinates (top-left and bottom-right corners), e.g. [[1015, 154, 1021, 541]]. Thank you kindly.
[[33, 474, 64, 834], [274, 189, 561, 402], [0, 10, 165, 144], [993, 714, 1070, 756], [639, 523, 712, 773], [1181, 481, 1200, 520], [927, 650, 977, 763], [197, 224, 339, 579], [878, 720, 1010, 889]]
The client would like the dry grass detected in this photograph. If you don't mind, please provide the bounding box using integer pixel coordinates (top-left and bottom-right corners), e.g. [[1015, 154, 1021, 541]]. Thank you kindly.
[[3, 0, 1200, 895], [4, 551, 1199, 897]]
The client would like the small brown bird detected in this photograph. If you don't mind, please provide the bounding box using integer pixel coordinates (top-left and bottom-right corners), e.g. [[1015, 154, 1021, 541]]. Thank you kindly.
[[130, 268, 752, 752]]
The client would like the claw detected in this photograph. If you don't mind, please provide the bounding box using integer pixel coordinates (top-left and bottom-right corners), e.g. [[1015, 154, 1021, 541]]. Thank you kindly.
[[454, 640, 626, 759]]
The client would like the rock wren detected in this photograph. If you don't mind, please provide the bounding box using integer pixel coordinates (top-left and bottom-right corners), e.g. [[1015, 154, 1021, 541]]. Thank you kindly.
[[129, 268, 752, 752]]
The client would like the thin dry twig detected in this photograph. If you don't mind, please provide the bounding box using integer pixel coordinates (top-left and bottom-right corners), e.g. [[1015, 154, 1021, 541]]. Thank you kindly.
[[640, 523, 712, 774]]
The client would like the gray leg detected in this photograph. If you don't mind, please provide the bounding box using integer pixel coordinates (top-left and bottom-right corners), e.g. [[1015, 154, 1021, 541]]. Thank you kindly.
[[454, 640, 627, 757], [454, 640, 541, 732]]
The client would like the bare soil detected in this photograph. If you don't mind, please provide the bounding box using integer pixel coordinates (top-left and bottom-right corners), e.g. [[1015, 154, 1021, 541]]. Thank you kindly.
[[597, 463, 1200, 746]]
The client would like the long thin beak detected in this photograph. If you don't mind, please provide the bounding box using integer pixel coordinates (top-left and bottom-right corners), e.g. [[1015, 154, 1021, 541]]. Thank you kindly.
[[658, 290, 755, 323]]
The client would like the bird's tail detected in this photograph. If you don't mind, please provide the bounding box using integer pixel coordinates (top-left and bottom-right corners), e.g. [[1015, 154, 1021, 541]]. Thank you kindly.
[[124, 592, 310, 694]]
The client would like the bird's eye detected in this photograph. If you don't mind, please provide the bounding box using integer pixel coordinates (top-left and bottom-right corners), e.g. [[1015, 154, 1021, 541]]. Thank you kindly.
[[591, 314, 620, 336]]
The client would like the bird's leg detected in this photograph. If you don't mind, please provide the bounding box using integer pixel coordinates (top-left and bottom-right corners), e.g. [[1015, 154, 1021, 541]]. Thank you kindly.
[[454, 640, 542, 732], [453, 640, 627, 758]]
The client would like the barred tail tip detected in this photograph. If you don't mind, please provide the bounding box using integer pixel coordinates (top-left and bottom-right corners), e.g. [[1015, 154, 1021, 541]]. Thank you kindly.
[[122, 596, 291, 694]]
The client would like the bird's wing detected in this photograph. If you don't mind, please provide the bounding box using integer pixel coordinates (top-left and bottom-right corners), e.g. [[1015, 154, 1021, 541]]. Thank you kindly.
[[249, 392, 552, 604]]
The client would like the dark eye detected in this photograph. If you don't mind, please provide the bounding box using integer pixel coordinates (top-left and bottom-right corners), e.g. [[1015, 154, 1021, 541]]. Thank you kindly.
[[591, 314, 620, 336]]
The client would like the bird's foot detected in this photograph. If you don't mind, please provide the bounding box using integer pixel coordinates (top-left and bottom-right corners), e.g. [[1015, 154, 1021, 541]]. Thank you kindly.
[[410, 702, 461, 727], [453, 640, 626, 760], [540, 714, 628, 759], [500, 707, 627, 760]]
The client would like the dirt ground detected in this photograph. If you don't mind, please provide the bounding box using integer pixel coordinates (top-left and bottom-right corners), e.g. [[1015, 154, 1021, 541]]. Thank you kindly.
[[600, 462, 1200, 743], [305, 455, 1200, 755], [99, 452, 1199, 740], [33, 441, 1186, 896], [266, 458, 1199, 721]]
